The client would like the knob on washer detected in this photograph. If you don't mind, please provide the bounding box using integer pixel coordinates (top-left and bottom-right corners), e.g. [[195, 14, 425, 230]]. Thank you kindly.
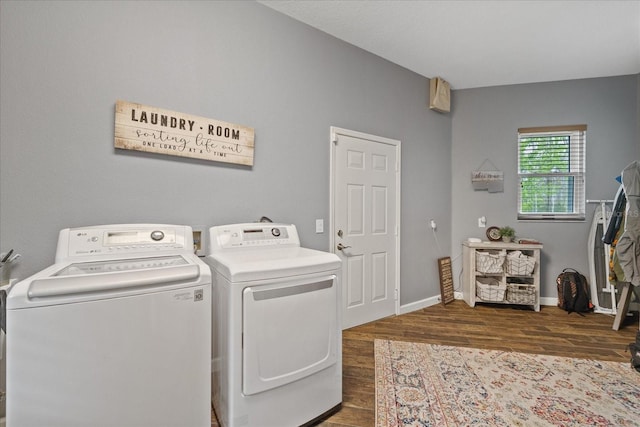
[[271, 228, 281, 237], [150, 230, 165, 241]]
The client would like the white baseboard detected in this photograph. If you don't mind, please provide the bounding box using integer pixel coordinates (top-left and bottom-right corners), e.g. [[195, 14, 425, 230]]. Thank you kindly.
[[539, 297, 557, 307], [399, 292, 464, 315], [400, 294, 637, 315], [540, 297, 640, 312]]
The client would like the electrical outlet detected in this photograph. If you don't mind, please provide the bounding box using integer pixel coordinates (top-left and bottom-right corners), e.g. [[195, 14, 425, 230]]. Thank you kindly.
[[192, 226, 206, 256], [430, 219, 437, 230], [478, 216, 487, 228]]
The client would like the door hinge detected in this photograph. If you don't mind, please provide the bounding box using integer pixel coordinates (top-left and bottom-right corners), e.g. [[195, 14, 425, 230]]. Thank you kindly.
[[394, 288, 398, 301]]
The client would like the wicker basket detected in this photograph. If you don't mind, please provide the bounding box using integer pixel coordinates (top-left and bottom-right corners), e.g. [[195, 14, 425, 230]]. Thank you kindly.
[[506, 283, 536, 304], [505, 253, 535, 275], [476, 278, 506, 302], [476, 251, 505, 274]]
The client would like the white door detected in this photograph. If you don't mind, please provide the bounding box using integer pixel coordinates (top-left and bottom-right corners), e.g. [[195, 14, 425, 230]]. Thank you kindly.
[[330, 127, 400, 329]]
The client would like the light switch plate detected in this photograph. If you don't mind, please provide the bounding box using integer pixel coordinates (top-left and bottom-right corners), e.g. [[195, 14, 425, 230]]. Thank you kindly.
[[315, 219, 324, 234]]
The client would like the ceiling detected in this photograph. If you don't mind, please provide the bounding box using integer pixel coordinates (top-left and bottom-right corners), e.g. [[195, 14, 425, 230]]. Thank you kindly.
[[258, 0, 640, 89]]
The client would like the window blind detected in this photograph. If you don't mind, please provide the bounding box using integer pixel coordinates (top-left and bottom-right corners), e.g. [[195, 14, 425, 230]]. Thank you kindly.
[[517, 125, 586, 221]]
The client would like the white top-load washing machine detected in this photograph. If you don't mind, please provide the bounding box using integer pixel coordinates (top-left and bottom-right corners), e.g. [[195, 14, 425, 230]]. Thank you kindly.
[[205, 223, 342, 427], [5, 224, 211, 427]]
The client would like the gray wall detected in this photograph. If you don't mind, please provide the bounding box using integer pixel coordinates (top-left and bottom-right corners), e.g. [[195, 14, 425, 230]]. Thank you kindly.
[[0, 1, 452, 306], [3, 1, 637, 308], [451, 75, 639, 299], [637, 74, 640, 158]]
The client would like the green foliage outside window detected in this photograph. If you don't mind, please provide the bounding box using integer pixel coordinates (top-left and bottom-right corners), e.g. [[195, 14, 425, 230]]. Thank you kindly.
[[519, 135, 574, 214], [517, 125, 585, 221]]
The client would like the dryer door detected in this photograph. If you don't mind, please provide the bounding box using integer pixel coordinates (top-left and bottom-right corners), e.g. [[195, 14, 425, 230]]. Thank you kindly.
[[242, 274, 338, 395]]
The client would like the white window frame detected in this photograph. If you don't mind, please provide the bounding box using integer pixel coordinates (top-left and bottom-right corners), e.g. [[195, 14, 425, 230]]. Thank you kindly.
[[517, 125, 586, 221]]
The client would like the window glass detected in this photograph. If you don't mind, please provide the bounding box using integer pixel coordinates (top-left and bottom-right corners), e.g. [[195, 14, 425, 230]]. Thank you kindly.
[[517, 126, 586, 221]]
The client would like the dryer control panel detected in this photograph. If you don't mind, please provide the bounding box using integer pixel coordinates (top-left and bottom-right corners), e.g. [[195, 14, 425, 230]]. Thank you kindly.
[[208, 223, 300, 251], [56, 225, 192, 261]]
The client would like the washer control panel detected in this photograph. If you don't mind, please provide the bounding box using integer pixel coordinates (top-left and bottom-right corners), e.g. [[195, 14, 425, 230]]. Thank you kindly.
[[57, 225, 191, 260], [209, 223, 300, 251]]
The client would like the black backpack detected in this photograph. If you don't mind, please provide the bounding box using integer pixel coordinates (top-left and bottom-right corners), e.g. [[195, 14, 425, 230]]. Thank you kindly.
[[556, 268, 593, 314]]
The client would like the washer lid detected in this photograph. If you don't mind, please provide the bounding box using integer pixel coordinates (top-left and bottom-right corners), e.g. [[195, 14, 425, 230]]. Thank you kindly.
[[206, 247, 341, 282], [7, 254, 210, 309]]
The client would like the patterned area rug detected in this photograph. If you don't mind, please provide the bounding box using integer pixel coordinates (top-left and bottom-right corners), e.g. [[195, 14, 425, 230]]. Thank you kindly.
[[375, 339, 640, 426]]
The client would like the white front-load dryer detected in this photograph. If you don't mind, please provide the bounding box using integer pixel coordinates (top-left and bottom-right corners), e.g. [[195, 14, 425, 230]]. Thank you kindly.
[[205, 223, 342, 427]]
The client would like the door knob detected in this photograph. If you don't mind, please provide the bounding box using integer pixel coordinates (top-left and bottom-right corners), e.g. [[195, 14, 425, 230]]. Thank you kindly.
[[337, 243, 351, 251]]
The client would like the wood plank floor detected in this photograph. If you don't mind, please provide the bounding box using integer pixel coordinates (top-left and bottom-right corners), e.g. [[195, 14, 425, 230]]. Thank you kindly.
[[212, 300, 639, 427], [318, 300, 639, 427]]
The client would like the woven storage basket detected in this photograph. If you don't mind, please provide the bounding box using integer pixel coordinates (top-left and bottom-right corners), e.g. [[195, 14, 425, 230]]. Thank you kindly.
[[475, 251, 505, 274], [476, 278, 506, 302], [506, 283, 536, 304], [505, 253, 535, 275]]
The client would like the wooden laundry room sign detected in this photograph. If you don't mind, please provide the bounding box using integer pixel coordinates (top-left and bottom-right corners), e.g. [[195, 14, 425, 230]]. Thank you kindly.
[[114, 100, 255, 166]]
